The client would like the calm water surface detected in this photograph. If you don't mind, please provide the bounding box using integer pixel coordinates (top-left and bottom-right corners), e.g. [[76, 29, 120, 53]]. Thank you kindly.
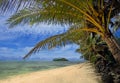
[[0, 61, 80, 79]]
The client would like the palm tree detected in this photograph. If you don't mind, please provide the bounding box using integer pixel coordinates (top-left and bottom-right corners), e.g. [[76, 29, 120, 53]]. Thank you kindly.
[[1, 0, 120, 63]]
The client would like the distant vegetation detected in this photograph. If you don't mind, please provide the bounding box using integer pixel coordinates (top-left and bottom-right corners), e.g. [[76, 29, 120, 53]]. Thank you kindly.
[[53, 58, 68, 61]]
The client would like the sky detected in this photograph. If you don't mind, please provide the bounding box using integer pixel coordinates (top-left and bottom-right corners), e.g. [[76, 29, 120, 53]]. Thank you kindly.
[[0, 14, 82, 61]]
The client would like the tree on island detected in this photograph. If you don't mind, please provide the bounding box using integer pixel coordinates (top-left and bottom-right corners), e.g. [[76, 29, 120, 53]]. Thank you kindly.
[[53, 58, 68, 61], [0, 0, 120, 63]]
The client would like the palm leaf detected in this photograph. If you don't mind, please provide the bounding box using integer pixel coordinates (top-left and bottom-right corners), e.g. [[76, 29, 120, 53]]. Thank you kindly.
[[7, 7, 83, 27], [23, 33, 67, 59], [23, 27, 85, 59], [0, 0, 36, 13]]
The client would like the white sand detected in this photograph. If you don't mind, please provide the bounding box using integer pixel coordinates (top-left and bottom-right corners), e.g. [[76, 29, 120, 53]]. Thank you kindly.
[[0, 62, 101, 83]]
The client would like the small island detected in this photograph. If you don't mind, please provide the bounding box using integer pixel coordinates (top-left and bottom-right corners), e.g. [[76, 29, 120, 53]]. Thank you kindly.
[[53, 58, 69, 61]]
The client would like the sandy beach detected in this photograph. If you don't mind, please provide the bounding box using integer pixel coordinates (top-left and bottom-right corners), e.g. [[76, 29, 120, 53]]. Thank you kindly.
[[0, 62, 101, 83]]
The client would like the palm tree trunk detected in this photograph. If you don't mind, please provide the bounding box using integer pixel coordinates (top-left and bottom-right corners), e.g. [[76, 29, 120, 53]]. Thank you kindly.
[[103, 34, 120, 63]]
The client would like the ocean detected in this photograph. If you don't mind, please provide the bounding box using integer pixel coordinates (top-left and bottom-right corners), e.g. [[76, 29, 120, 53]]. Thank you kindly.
[[0, 61, 80, 79]]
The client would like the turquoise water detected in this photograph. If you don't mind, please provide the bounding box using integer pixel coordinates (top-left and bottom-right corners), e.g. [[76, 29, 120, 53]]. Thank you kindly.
[[0, 61, 80, 79]]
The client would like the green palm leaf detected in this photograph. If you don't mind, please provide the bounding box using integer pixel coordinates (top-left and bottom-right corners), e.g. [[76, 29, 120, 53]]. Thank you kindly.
[[23, 27, 85, 59], [7, 7, 83, 27], [0, 0, 35, 13]]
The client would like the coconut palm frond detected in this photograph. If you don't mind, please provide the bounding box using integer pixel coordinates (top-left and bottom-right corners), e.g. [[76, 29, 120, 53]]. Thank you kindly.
[[7, 0, 120, 38], [23, 27, 85, 59], [23, 22, 104, 59], [0, 0, 37, 13], [23, 33, 66, 59], [7, 7, 83, 27], [7, 0, 104, 32]]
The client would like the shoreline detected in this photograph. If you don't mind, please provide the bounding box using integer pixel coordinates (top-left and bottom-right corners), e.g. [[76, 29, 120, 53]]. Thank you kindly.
[[0, 61, 79, 80], [0, 62, 101, 83]]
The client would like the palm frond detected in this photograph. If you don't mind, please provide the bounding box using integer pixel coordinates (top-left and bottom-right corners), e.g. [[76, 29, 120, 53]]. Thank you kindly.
[[23, 27, 85, 59], [61, 0, 104, 33], [7, 7, 83, 27], [7, 0, 106, 34], [23, 33, 67, 59], [0, 0, 36, 13]]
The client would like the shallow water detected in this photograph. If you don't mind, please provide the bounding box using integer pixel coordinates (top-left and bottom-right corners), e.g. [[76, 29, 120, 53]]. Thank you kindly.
[[0, 61, 80, 79]]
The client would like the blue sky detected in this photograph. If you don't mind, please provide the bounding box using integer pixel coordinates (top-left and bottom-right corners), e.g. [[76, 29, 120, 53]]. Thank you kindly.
[[0, 14, 82, 61]]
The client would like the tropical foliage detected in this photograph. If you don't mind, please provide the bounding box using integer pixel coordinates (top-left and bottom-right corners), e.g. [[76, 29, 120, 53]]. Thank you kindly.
[[76, 32, 115, 63], [76, 33, 102, 63]]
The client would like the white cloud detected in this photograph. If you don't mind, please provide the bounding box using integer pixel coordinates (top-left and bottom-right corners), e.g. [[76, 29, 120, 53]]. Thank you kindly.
[[0, 44, 81, 60], [0, 15, 69, 41], [0, 23, 68, 41], [7, 24, 66, 34], [0, 46, 33, 58], [23, 47, 33, 52]]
